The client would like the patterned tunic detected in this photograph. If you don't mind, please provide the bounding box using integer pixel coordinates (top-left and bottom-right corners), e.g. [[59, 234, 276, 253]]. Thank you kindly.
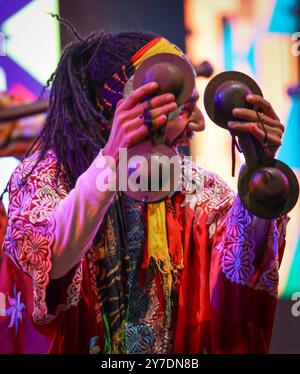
[[0, 150, 289, 353]]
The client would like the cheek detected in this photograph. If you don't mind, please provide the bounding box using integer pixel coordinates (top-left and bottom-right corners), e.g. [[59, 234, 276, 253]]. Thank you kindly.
[[181, 112, 190, 122], [168, 112, 189, 127], [188, 108, 205, 131], [165, 113, 189, 144]]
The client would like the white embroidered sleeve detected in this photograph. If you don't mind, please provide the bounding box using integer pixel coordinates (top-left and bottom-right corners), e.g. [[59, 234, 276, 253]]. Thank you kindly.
[[3, 149, 116, 324], [51, 149, 116, 279]]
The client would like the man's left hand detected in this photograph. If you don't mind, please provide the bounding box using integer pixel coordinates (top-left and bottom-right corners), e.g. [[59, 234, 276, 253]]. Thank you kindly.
[[227, 94, 284, 158]]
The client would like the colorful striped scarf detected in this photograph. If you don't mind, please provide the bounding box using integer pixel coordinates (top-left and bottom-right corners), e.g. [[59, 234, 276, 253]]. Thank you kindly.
[[94, 37, 186, 352]]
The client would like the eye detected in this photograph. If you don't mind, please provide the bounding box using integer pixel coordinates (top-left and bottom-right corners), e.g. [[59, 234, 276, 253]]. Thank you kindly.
[[181, 101, 196, 119], [180, 90, 199, 118]]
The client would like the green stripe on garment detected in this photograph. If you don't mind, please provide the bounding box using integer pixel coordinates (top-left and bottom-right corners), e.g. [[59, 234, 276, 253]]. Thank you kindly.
[[102, 312, 112, 354]]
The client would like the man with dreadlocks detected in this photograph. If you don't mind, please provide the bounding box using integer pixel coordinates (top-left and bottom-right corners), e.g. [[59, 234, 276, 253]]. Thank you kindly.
[[0, 26, 288, 354]]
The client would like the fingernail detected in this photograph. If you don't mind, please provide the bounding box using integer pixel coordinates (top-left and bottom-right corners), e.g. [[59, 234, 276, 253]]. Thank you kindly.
[[149, 81, 158, 88], [160, 114, 167, 122], [166, 93, 175, 100], [232, 108, 240, 115], [246, 94, 253, 100], [228, 122, 234, 128]]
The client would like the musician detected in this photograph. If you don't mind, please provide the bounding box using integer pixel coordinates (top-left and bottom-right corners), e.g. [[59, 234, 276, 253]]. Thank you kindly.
[[0, 29, 288, 354]]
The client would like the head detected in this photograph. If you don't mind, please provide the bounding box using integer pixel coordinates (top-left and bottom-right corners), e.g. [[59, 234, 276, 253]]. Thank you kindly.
[[167, 86, 205, 146], [38, 24, 204, 188]]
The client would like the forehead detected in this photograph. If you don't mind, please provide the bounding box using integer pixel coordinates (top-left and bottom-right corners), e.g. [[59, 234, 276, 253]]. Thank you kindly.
[[184, 56, 198, 93]]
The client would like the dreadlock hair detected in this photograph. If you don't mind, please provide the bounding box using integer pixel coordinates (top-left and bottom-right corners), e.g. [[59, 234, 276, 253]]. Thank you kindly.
[[30, 16, 158, 189]]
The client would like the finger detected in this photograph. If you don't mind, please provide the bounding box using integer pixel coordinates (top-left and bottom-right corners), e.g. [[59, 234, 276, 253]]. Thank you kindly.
[[246, 94, 280, 120], [228, 121, 265, 141], [232, 108, 284, 131], [259, 133, 281, 146], [149, 114, 168, 130], [127, 114, 168, 145], [130, 125, 149, 145], [117, 82, 159, 111], [230, 118, 283, 137], [149, 102, 178, 119], [126, 113, 167, 132], [261, 123, 284, 137], [127, 93, 176, 119], [148, 92, 175, 108], [228, 121, 282, 145]]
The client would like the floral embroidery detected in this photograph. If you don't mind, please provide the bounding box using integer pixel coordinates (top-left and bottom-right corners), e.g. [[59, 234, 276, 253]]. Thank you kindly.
[[9, 189, 31, 218], [217, 197, 255, 285], [181, 158, 234, 235], [181, 158, 234, 207], [36, 184, 67, 207], [227, 207, 252, 238], [180, 159, 288, 294], [1, 143, 289, 355], [213, 193, 288, 296], [10, 160, 36, 190], [252, 218, 288, 297], [180, 158, 204, 195], [6, 285, 25, 336], [19, 226, 53, 271], [125, 322, 155, 354], [222, 244, 255, 284], [3, 149, 83, 325], [180, 160, 287, 295]]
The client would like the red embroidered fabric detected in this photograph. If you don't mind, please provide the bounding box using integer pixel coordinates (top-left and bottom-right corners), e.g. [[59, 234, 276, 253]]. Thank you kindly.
[[0, 150, 104, 353], [0, 151, 289, 353]]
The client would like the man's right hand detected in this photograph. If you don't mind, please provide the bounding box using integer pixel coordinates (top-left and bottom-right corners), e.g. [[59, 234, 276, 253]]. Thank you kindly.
[[103, 82, 177, 164]]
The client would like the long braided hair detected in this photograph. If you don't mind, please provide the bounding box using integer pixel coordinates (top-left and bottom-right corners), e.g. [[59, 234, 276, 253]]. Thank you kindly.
[[23, 21, 159, 347], [33, 16, 157, 188]]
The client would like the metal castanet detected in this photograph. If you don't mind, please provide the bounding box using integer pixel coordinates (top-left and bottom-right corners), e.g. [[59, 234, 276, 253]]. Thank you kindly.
[[204, 71, 299, 219]]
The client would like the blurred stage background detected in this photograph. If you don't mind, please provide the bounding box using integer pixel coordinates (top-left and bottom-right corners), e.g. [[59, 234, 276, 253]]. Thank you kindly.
[[0, 0, 299, 352]]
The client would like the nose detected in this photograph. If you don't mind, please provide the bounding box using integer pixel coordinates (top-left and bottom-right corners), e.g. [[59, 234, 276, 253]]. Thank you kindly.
[[187, 105, 205, 132]]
